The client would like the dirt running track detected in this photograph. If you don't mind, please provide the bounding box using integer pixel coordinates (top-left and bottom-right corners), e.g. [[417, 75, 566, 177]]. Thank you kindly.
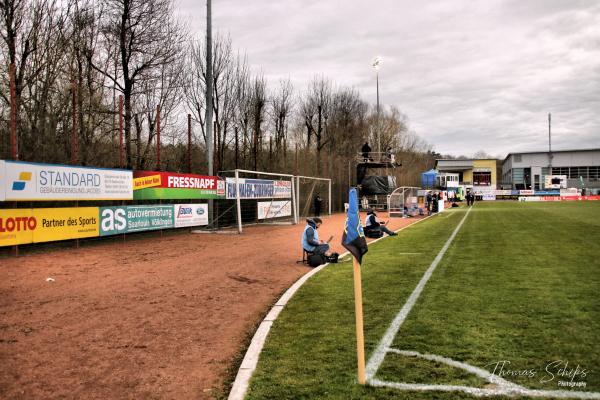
[[0, 212, 422, 399]]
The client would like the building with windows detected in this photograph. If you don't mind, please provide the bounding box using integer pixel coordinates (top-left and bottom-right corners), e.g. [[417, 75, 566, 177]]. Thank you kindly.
[[502, 148, 600, 190], [435, 158, 498, 192], [435, 159, 498, 187]]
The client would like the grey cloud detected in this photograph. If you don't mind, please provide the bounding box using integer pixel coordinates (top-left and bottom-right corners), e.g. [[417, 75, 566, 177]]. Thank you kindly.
[[178, 0, 600, 157]]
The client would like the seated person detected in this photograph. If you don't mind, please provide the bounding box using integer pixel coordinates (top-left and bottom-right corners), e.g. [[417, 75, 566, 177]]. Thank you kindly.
[[301, 217, 330, 256], [364, 209, 397, 237]]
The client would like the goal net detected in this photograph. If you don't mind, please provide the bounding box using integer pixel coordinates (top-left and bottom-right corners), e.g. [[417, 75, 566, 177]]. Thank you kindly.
[[294, 176, 332, 221]]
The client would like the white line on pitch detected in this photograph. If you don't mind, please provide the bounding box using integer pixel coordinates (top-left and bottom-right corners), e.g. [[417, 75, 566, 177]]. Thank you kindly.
[[365, 206, 472, 380]]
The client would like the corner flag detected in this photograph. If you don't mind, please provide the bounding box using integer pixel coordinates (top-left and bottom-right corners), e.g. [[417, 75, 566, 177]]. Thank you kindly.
[[342, 188, 368, 264], [343, 187, 368, 385]]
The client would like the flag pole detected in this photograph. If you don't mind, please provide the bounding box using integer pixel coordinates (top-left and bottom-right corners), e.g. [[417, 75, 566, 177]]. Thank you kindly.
[[353, 256, 366, 384]]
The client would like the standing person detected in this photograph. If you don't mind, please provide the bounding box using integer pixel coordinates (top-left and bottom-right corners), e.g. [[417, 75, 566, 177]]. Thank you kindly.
[[361, 142, 372, 161], [386, 147, 396, 165], [426, 192, 433, 216], [314, 194, 323, 217]]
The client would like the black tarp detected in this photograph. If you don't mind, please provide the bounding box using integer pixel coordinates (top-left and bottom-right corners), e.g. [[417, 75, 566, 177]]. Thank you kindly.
[[360, 175, 397, 195]]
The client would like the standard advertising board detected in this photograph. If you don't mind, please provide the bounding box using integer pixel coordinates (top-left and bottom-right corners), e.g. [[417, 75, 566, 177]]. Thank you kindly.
[[226, 178, 292, 199], [174, 204, 208, 227], [1, 160, 132, 201], [257, 201, 292, 220], [133, 171, 224, 200], [0, 207, 99, 246]]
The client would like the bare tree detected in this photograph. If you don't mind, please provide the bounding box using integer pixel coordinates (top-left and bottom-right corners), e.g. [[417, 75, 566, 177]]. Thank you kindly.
[[87, 0, 186, 169], [184, 34, 249, 172], [249, 74, 266, 171], [270, 78, 293, 168], [300, 75, 331, 175]]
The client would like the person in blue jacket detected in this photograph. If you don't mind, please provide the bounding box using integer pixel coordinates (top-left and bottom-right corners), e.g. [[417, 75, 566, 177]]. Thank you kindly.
[[364, 209, 397, 236], [301, 217, 330, 255]]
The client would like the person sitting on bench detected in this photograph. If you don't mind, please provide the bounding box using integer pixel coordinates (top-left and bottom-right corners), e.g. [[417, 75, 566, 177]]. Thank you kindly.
[[364, 209, 397, 237], [301, 217, 331, 256]]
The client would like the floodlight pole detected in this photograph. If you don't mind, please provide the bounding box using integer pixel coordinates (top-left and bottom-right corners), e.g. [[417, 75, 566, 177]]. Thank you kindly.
[[376, 69, 380, 156], [548, 113, 553, 171], [328, 179, 332, 215], [206, 0, 214, 227], [9, 62, 18, 160], [235, 169, 242, 234]]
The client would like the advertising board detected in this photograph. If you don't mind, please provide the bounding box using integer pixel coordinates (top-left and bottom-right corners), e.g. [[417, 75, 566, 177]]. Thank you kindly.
[[544, 175, 567, 189], [226, 178, 292, 199], [133, 171, 224, 200], [2, 161, 132, 201], [0, 207, 99, 246], [257, 201, 292, 220], [174, 204, 208, 227]]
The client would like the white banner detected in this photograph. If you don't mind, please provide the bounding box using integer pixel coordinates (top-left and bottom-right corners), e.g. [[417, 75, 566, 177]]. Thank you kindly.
[[482, 193, 497, 201], [257, 200, 292, 219], [2, 160, 132, 201], [174, 204, 208, 227], [226, 178, 292, 199], [495, 190, 512, 196], [519, 190, 535, 196], [519, 196, 542, 202]]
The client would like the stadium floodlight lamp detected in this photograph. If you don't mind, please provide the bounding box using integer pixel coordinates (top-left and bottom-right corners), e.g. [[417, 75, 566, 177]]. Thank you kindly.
[[373, 56, 382, 70]]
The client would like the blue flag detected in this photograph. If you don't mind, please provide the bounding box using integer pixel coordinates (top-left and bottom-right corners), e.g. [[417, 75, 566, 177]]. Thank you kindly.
[[342, 188, 369, 264]]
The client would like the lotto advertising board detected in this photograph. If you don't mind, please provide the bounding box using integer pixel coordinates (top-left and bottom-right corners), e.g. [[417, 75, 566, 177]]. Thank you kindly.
[[133, 171, 225, 200], [1, 160, 132, 201], [0, 207, 99, 247], [226, 178, 292, 199], [257, 201, 292, 220]]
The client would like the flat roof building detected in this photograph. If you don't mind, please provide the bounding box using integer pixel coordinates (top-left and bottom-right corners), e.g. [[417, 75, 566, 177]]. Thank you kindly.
[[435, 158, 498, 191], [502, 148, 600, 190]]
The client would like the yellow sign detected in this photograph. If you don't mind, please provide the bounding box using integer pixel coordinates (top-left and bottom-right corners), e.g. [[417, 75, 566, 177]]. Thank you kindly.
[[32, 208, 99, 243], [0, 209, 35, 246], [133, 174, 161, 190]]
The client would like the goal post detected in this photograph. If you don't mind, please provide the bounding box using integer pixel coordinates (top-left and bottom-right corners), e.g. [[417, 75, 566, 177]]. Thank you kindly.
[[221, 169, 297, 234], [294, 175, 332, 222]]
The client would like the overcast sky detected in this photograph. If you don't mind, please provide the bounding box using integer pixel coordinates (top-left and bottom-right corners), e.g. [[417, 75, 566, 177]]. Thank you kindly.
[[176, 0, 600, 157]]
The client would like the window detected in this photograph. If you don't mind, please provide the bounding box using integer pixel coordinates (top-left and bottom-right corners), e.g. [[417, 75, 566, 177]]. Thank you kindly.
[[552, 167, 568, 176], [569, 167, 577, 179], [589, 166, 599, 180], [473, 171, 491, 186], [514, 154, 522, 162]]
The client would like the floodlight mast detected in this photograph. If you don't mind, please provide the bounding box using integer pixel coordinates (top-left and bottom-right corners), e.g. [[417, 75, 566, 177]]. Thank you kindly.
[[373, 57, 382, 156], [206, 0, 214, 227]]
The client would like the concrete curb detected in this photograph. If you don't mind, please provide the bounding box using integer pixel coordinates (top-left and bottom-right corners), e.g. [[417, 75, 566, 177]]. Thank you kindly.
[[227, 215, 433, 400]]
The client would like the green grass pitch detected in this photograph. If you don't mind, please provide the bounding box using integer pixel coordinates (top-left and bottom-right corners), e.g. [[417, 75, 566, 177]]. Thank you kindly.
[[245, 202, 600, 400]]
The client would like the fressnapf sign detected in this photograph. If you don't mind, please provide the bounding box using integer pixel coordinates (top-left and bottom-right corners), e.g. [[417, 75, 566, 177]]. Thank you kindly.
[[133, 171, 225, 200]]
